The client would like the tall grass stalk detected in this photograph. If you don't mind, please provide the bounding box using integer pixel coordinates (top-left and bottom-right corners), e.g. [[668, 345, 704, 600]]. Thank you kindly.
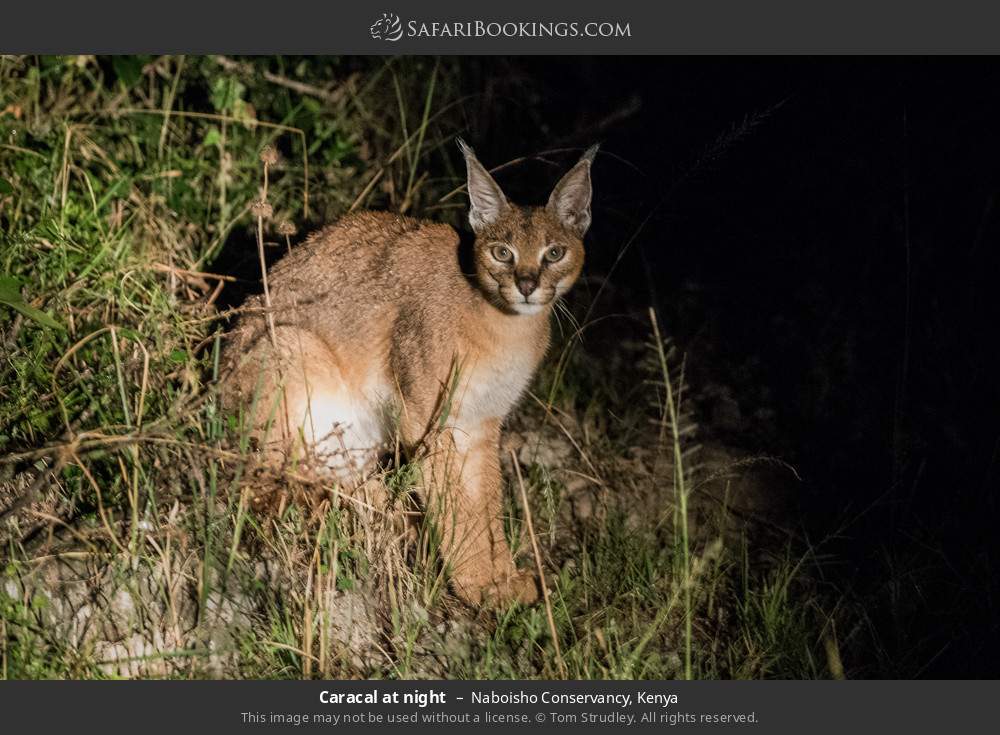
[[403, 60, 439, 211], [649, 307, 692, 680]]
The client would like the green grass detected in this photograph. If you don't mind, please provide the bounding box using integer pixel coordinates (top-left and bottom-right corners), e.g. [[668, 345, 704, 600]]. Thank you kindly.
[[1, 55, 841, 680]]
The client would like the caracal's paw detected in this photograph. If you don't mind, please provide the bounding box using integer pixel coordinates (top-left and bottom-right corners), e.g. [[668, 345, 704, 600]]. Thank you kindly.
[[482, 568, 540, 607]]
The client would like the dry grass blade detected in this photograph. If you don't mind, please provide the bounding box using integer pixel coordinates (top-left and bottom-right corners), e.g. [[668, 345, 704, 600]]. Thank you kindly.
[[510, 448, 567, 679]]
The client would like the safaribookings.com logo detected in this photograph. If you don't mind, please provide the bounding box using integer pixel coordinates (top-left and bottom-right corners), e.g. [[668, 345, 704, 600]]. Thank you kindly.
[[370, 13, 404, 41], [370, 13, 631, 42]]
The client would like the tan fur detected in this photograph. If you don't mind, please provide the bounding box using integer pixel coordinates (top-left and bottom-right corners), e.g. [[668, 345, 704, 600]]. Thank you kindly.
[[220, 143, 596, 606]]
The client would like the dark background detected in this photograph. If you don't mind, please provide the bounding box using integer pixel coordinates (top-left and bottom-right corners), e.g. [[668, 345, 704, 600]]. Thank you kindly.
[[455, 58, 1000, 677]]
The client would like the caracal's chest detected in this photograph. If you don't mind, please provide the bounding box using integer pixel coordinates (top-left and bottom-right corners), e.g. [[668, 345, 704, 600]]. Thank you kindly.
[[450, 345, 541, 428]]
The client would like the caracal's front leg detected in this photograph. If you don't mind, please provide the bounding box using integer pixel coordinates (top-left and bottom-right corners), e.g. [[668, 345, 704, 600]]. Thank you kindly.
[[421, 419, 538, 607]]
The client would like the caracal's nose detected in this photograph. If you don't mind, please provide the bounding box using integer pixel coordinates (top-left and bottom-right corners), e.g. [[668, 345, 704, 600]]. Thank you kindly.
[[516, 276, 538, 298]]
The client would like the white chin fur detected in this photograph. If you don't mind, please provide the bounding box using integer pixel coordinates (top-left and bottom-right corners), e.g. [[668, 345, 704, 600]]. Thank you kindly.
[[511, 301, 547, 315]]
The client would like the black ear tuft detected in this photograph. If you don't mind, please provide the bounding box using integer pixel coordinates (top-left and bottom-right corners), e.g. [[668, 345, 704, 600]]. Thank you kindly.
[[456, 137, 475, 159], [580, 143, 600, 164]]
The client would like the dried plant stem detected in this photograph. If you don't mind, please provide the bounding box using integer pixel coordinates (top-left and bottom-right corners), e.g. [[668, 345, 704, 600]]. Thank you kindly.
[[213, 55, 352, 107], [150, 263, 236, 282], [254, 157, 292, 442], [510, 449, 567, 679], [73, 449, 128, 555], [256, 163, 277, 349], [256, 224, 277, 346]]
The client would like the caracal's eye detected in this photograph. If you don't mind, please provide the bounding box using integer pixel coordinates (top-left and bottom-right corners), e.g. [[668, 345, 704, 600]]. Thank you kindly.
[[544, 245, 567, 263], [491, 245, 514, 263]]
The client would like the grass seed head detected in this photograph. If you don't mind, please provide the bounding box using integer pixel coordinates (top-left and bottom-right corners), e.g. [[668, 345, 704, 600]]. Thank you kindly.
[[251, 199, 273, 219], [259, 144, 279, 166]]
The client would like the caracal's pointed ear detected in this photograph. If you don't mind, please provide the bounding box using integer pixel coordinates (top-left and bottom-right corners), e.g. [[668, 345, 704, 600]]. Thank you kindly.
[[547, 143, 599, 238], [457, 137, 510, 234]]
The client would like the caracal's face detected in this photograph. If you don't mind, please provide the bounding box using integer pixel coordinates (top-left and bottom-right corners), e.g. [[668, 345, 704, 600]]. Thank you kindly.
[[473, 206, 584, 316]]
